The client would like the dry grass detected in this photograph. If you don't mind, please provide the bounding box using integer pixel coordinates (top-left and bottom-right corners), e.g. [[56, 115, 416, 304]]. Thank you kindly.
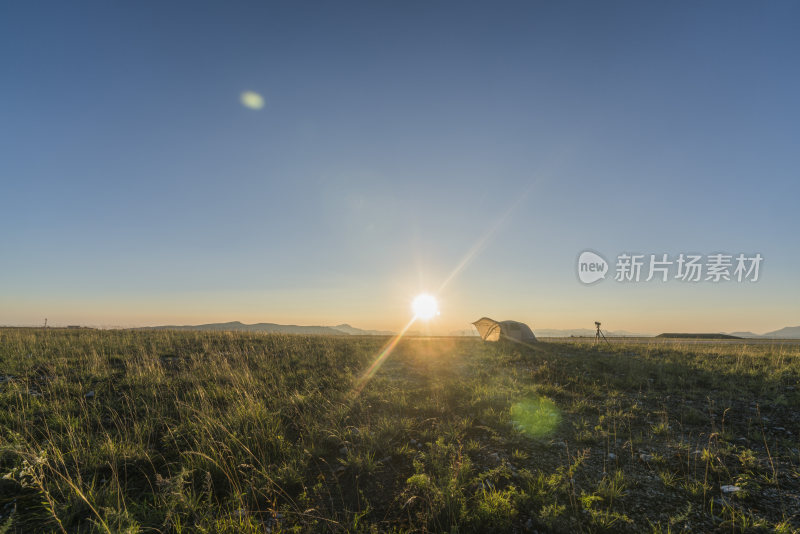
[[0, 328, 798, 532]]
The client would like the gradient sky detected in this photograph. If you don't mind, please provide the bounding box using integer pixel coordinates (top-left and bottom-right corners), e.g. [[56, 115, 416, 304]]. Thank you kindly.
[[2, 1, 799, 334]]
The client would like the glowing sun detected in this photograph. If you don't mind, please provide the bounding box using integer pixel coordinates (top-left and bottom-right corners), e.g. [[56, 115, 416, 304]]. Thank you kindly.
[[412, 294, 439, 320]]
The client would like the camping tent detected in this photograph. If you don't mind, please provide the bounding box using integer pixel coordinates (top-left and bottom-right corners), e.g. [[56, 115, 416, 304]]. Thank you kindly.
[[472, 317, 537, 343]]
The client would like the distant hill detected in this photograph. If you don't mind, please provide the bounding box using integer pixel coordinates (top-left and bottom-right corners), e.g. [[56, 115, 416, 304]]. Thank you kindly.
[[535, 326, 800, 339], [331, 324, 394, 336], [724, 326, 800, 339], [728, 331, 761, 338], [142, 321, 393, 336], [656, 333, 742, 339], [762, 326, 800, 339]]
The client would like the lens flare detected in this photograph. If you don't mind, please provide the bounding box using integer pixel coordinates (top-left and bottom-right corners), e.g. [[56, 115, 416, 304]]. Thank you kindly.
[[240, 91, 264, 109], [510, 397, 561, 438]]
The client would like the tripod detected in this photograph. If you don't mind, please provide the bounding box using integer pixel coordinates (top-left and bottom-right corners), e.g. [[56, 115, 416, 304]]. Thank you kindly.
[[594, 321, 610, 345]]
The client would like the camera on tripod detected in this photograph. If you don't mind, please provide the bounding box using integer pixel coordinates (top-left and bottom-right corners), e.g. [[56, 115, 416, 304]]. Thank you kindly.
[[594, 321, 609, 345]]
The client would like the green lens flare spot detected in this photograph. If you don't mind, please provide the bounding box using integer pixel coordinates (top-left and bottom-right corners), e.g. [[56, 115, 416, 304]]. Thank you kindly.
[[510, 397, 561, 438]]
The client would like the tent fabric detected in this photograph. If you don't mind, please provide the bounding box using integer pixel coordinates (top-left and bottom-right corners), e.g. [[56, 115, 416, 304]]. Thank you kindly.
[[472, 317, 537, 343], [472, 317, 504, 341]]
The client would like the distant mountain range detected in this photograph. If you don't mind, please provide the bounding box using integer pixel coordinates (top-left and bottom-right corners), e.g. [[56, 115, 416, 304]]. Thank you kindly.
[[141, 321, 394, 336], [136, 322, 800, 339], [537, 326, 800, 339], [331, 324, 395, 336], [727, 326, 800, 339]]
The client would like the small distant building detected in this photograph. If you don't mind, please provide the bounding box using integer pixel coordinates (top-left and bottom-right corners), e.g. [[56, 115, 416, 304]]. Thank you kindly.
[[472, 317, 537, 343]]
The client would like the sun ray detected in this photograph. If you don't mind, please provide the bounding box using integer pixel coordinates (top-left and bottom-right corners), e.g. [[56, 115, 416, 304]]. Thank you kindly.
[[351, 315, 418, 397], [436, 180, 535, 294]]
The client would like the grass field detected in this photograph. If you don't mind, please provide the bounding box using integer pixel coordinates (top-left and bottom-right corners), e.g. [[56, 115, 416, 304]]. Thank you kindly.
[[0, 329, 798, 533]]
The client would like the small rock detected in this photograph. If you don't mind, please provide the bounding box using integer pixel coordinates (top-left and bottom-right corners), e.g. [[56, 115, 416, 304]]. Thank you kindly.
[[639, 453, 654, 462], [608, 453, 617, 460], [85, 390, 95, 399], [720, 485, 741, 493], [409, 439, 417, 446]]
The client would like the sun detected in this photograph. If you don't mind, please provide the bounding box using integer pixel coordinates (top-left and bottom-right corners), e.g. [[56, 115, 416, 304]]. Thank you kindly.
[[412, 294, 439, 320]]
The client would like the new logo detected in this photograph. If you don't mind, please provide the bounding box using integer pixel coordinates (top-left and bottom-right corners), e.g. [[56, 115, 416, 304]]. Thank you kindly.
[[577, 251, 608, 284]]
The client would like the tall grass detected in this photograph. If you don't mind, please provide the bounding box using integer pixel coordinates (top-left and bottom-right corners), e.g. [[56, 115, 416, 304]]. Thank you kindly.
[[0, 329, 798, 532]]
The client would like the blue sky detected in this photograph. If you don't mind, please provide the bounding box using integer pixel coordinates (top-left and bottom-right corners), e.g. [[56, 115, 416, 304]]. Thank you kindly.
[[2, 1, 798, 333]]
